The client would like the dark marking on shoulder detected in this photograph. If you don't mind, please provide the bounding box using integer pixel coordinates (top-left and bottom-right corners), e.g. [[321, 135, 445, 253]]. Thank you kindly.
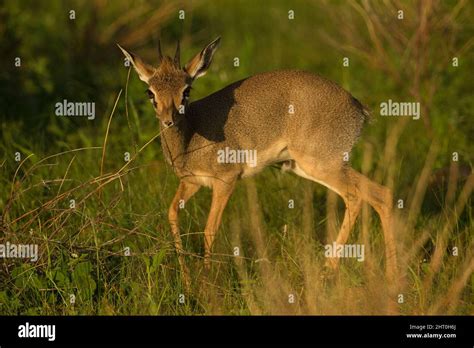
[[351, 96, 371, 122]]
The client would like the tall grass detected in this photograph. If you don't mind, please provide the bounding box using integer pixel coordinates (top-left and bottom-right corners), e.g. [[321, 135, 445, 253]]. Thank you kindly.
[[0, 0, 472, 315], [0, 91, 472, 314]]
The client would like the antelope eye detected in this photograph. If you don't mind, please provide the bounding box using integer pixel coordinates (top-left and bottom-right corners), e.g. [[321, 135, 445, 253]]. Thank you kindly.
[[182, 86, 191, 99], [146, 89, 154, 99]]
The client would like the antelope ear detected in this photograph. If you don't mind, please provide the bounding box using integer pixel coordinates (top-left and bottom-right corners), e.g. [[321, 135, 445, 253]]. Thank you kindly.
[[184, 37, 221, 80], [117, 44, 154, 82]]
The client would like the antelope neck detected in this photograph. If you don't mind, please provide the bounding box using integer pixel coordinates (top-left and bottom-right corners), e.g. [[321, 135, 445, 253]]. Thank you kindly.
[[160, 116, 192, 169]]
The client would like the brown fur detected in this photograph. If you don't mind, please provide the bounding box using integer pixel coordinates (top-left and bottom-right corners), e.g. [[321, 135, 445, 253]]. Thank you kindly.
[[119, 39, 398, 282]]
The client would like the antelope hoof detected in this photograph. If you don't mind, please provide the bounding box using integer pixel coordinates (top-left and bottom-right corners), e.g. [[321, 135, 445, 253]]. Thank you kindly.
[[320, 261, 338, 282], [324, 257, 339, 271], [204, 253, 211, 270]]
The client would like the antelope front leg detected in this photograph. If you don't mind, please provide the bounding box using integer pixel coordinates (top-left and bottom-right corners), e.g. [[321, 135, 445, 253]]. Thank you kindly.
[[168, 181, 201, 284], [203, 180, 236, 268]]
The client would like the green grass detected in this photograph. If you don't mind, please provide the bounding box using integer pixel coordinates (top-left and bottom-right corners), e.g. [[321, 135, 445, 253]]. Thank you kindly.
[[0, 96, 472, 314], [0, 0, 473, 315]]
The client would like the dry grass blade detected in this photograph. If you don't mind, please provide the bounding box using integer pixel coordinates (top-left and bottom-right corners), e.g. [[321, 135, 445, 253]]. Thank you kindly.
[[424, 173, 474, 291], [99, 89, 123, 195], [406, 141, 440, 230]]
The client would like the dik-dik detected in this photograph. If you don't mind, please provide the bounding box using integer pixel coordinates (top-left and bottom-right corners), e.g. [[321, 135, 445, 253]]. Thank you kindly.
[[118, 37, 398, 279]]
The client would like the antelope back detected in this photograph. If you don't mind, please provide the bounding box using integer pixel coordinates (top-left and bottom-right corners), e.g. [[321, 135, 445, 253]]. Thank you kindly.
[[119, 38, 368, 181]]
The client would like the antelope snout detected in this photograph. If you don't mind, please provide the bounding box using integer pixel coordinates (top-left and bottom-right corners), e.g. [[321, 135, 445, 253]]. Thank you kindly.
[[156, 111, 175, 128]]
